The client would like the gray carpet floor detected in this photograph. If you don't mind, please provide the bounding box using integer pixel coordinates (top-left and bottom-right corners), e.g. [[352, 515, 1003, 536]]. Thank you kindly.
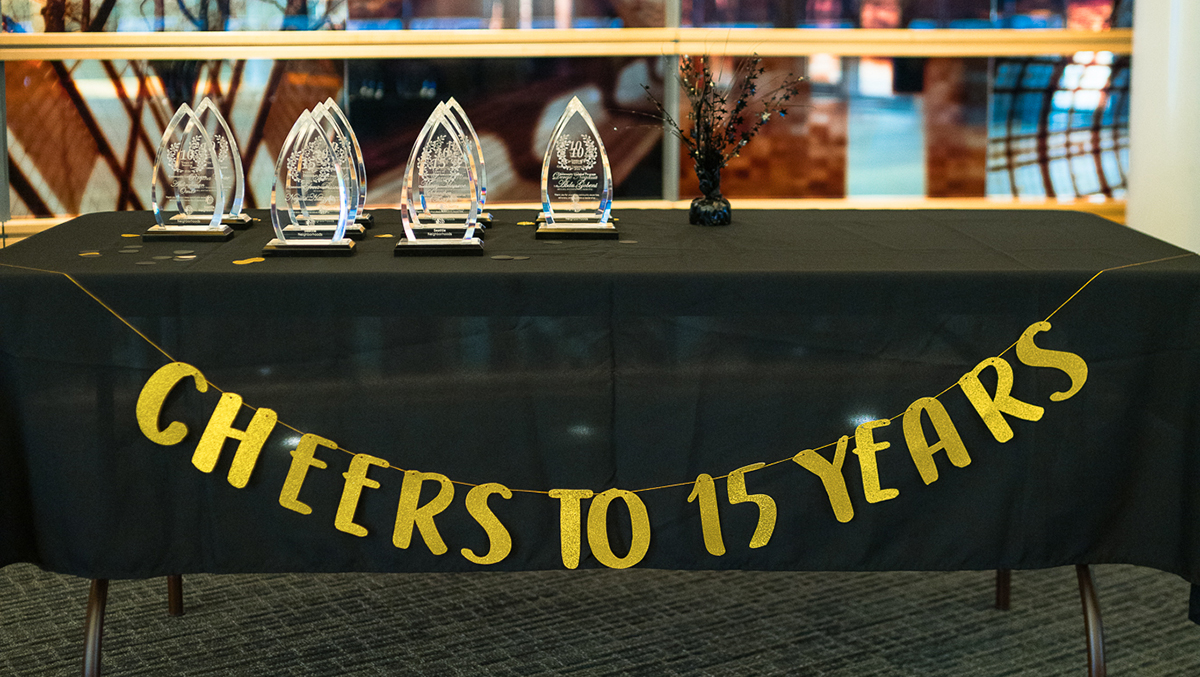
[[2, 563, 1198, 676]]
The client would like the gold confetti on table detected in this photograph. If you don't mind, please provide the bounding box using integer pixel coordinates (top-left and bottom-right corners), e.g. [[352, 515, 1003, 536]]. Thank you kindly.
[[517, 221, 535, 226], [78, 252, 101, 257], [373, 234, 395, 238], [120, 234, 140, 238], [233, 257, 266, 265]]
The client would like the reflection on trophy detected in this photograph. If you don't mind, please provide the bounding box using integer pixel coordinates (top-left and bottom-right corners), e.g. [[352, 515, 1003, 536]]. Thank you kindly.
[[446, 97, 490, 225], [320, 98, 374, 228], [194, 97, 252, 229]]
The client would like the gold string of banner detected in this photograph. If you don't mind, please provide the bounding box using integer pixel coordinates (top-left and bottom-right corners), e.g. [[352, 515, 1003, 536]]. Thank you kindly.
[[1, 252, 1194, 496]]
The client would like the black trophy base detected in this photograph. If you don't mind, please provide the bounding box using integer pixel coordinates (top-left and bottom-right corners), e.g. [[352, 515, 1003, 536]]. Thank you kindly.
[[535, 224, 619, 240], [535, 213, 618, 224], [143, 225, 234, 242], [262, 239, 356, 257], [284, 224, 366, 240], [169, 213, 252, 230], [395, 238, 484, 256], [412, 226, 485, 240], [356, 212, 374, 228], [223, 213, 254, 230], [414, 213, 491, 228]]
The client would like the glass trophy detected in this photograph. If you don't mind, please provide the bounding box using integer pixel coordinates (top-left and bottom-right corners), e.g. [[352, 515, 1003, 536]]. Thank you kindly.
[[396, 102, 483, 256], [146, 103, 233, 241], [280, 101, 365, 240], [322, 97, 373, 228], [194, 97, 251, 228], [537, 96, 616, 239], [446, 97, 490, 225], [263, 110, 355, 256]]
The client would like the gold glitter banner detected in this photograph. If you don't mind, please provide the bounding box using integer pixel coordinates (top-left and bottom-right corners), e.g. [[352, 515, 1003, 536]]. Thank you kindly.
[[132, 310, 1089, 570]]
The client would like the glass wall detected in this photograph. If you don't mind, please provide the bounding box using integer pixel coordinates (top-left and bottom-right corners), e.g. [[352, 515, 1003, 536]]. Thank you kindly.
[[988, 51, 1129, 199], [2, 0, 1132, 218], [4, 56, 665, 216]]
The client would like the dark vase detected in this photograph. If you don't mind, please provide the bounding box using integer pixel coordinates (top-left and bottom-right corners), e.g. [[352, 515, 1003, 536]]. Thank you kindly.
[[689, 163, 732, 226]]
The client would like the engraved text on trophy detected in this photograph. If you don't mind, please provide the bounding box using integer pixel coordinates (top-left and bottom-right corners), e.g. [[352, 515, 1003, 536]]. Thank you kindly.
[[552, 134, 600, 211], [419, 134, 466, 213], [169, 136, 216, 217]]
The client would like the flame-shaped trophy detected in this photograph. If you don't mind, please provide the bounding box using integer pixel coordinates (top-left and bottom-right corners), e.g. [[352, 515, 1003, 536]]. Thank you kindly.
[[395, 102, 483, 256], [278, 100, 365, 240], [262, 110, 355, 256], [145, 102, 232, 241], [536, 96, 616, 239]]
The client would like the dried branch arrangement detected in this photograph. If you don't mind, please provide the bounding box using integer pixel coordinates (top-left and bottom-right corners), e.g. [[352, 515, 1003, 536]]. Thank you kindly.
[[644, 55, 805, 225]]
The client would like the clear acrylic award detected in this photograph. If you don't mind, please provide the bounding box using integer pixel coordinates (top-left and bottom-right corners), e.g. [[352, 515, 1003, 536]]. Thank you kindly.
[[322, 97, 372, 227], [538, 96, 616, 239], [446, 97, 490, 225], [396, 102, 483, 256], [263, 110, 355, 256], [281, 101, 364, 240], [146, 103, 233, 241], [194, 97, 251, 228]]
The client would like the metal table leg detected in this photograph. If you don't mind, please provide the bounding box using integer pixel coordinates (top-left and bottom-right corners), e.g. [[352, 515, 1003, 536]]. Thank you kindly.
[[1076, 564, 1106, 677], [167, 575, 184, 617], [82, 579, 108, 677], [995, 569, 1011, 610]]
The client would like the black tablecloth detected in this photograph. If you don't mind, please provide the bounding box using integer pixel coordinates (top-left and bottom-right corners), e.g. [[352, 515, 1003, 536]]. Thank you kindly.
[[2, 209, 1199, 595]]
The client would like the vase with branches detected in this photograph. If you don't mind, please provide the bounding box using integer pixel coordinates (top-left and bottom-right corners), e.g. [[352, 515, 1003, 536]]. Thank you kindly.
[[645, 55, 804, 226]]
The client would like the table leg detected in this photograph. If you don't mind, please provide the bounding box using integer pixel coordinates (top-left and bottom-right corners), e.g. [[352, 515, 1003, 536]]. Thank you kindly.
[[167, 575, 184, 617], [995, 569, 1011, 610], [1076, 564, 1106, 677], [82, 579, 108, 677]]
